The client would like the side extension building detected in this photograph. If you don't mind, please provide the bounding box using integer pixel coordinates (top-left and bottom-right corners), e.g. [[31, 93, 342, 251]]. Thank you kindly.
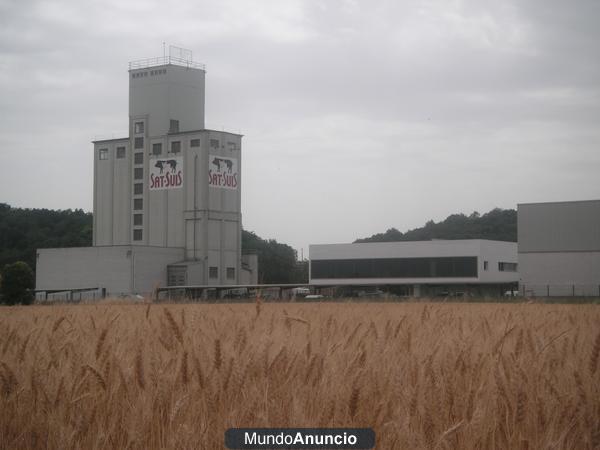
[[518, 200, 600, 297], [309, 239, 518, 297]]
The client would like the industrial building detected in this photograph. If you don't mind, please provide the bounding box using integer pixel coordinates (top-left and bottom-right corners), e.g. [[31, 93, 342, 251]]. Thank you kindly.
[[36, 48, 257, 297], [518, 200, 600, 297], [309, 239, 518, 297]]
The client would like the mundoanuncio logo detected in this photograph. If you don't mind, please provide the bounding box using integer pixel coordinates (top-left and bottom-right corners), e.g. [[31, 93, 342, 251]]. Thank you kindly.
[[209, 155, 238, 190]]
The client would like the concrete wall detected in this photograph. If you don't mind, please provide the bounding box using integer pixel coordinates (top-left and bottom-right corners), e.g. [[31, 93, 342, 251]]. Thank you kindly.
[[129, 246, 185, 293], [93, 130, 243, 284], [241, 253, 259, 285], [37, 247, 132, 293], [518, 200, 600, 296], [129, 64, 205, 136], [518, 200, 600, 252], [479, 240, 519, 283], [310, 240, 485, 260], [519, 252, 600, 283], [36, 246, 184, 296], [93, 139, 131, 246], [179, 130, 242, 284]]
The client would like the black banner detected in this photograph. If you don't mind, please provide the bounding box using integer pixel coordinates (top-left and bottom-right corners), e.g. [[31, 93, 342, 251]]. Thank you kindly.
[[225, 428, 375, 449]]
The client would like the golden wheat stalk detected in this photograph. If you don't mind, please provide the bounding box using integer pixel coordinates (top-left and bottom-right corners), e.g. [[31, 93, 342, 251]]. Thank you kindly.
[[85, 364, 107, 391], [135, 350, 145, 390], [163, 309, 183, 345], [213, 339, 222, 371], [95, 328, 108, 360], [589, 332, 600, 377]]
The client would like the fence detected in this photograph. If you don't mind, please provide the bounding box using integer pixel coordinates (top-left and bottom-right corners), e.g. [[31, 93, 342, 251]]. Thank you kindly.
[[128, 56, 205, 71], [34, 287, 106, 303], [520, 284, 600, 297]]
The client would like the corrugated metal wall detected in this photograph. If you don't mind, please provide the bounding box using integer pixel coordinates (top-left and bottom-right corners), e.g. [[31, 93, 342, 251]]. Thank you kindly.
[[518, 200, 600, 252]]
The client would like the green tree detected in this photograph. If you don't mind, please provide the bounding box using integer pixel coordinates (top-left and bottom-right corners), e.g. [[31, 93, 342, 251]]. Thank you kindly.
[[355, 208, 517, 243], [1, 261, 34, 305], [0, 203, 93, 272], [242, 230, 304, 283]]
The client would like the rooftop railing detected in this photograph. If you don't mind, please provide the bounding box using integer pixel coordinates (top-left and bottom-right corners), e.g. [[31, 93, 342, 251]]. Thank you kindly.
[[128, 56, 205, 71]]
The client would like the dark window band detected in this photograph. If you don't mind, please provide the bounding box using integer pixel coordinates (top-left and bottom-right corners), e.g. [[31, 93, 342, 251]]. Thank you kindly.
[[311, 257, 478, 279]]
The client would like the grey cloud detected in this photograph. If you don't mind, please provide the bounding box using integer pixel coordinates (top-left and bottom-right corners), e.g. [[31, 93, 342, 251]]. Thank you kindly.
[[0, 0, 598, 253]]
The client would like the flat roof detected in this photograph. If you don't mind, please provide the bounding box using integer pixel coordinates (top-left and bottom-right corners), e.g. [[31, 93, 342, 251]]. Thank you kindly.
[[518, 199, 600, 207], [168, 128, 243, 137], [310, 239, 517, 261], [92, 136, 128, 144], [92, 128, 243, 144], [311, 239, 516, 247], [128, 56, 205, 71]]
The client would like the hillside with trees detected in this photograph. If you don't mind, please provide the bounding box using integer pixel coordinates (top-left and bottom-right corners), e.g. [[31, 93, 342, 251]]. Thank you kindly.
[[355, 208, 517, 243], [0, 203, 93, 271]]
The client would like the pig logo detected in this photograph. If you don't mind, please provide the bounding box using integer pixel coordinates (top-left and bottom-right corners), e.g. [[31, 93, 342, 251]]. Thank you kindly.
[[155, 159, 177, 174], [212, 157, 233, 173]]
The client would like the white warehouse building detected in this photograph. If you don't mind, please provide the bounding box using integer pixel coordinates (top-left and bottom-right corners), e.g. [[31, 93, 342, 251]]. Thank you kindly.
[[518, 199, 600, 297], [309, 240, 518, 297], [36, 49, 257, 297]]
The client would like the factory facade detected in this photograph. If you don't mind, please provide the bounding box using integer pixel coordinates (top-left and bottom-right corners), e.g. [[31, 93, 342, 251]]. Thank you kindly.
[[309, 240, 518, 297], [518, 200, 600, 297], [36, 51, 257, 297]]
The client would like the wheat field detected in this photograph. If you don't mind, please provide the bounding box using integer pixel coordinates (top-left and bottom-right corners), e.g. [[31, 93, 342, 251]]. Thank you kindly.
[[0, 300, 599, 449]]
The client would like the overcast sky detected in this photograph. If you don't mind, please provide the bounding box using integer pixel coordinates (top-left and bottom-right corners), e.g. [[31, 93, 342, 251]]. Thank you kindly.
[[1, 0, 599, 256]]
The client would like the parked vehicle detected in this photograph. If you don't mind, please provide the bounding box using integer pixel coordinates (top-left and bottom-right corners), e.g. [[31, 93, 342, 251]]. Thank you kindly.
[[504, 290, 521, 297], [292, 287, 310, 297]]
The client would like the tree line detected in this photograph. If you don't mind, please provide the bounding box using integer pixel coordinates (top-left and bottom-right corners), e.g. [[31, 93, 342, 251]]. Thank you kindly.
[[355, 208, 517, 243], [0, 203, 92, 271], [0, 203, 307, 291]]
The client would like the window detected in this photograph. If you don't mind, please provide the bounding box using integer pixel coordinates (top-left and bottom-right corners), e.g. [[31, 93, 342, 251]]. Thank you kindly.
[[227, 142, 236, 151], [133, 229, 143, 241], [134, 183, 143, 195], [169, 119, 179, 133], [226, 267, 235, 280], [498, 262, 518, 272], [171, 141, 181, 153], [116, 147, 126, 159], [99, 149, 108, 160], [134, 122, 144, 134], [134, 137, 144, 149], [149, 69, 166, 76], [484, 261, 488, 271], [209, 266, 218, 279], [310, 257, 478, 279], [134, 152, 143, 164], [152, 143, 162, 155], [210, 139, 219, 149], [168, 267, 186, 286], [134, 168, 143, 180], [190, 139, 200, 147], [133, 214, 143, 226], [133, 198, 143, 210]]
